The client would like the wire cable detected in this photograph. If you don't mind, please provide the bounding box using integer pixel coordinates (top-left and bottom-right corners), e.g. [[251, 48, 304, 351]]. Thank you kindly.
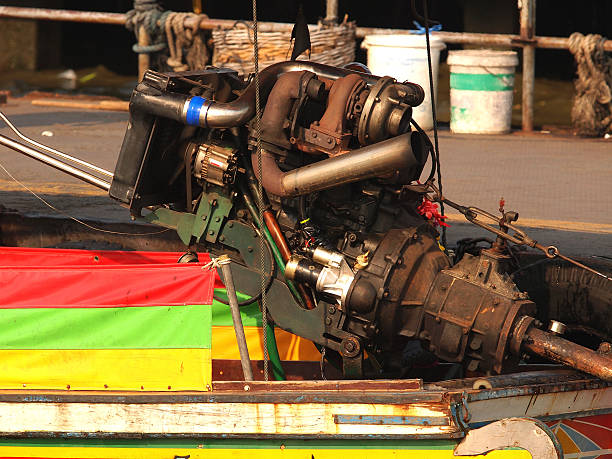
[[0, 161, 170, 236], [251, 0, 270, 381]]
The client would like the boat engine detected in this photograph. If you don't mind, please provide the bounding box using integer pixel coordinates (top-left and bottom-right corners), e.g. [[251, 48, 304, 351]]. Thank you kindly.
[[106, 62, 612, 380]]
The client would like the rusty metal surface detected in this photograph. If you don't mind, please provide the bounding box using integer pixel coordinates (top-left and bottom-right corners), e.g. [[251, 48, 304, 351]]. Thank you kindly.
[[213, 379, 423, 392], [523, 327, 612, 382]]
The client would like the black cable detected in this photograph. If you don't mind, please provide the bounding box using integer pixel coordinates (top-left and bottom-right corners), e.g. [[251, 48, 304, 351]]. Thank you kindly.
[[411, 0, 446, 249], [410, 118, 437, 184], [212, 224, 276, 307]]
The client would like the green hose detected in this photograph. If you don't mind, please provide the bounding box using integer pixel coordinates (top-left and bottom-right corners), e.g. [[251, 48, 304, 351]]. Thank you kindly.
[[239, 184, 289, 380]]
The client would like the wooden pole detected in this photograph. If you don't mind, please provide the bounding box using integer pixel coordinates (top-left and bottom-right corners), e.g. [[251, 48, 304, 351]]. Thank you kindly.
[[520, 0, 536, 132], [1, 7, 611, 51], [137, 25, 150, 81], [325, 0, 338, 23]]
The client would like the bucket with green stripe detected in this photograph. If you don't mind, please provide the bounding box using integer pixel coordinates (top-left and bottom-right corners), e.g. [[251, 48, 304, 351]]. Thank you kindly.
[[448, 50, 519, 134]]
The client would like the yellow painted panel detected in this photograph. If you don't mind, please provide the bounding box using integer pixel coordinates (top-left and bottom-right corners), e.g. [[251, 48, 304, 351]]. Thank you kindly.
[[0, 446, 532, 459], [212, 326, 320, 361], [0, 348, 211, 391]]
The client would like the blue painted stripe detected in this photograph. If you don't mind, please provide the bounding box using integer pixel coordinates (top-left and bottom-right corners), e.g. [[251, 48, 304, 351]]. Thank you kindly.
[[185, 96, 207, 126], [333, 414, 449, 426]]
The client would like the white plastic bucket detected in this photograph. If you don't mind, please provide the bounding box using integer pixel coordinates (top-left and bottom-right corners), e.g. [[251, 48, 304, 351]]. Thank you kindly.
[[361, 34, 446, 130], [447, 50, 519, 134]]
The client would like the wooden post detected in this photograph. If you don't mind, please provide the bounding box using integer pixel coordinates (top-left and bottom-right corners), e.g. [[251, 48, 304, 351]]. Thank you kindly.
[[137, 25, 150, 81], [520, 0, 536, 132], [325, 0, 338, 23]]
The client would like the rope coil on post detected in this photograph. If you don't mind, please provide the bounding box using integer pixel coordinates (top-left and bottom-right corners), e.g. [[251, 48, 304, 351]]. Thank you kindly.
[[568, 32, 612, 137], [125, 0, 210, 71]]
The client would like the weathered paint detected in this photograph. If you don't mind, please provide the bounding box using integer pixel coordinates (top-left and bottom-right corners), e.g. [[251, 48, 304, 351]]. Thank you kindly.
[[0, 401, 459, 438]]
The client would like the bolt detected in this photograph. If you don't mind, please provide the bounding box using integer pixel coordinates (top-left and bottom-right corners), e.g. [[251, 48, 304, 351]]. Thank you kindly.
[[344, 341, 355, 352], [219, 235, 225, 242], [215, 217, 221, 222], [328, 306, 336, 314], [312, 132, 318, 138], [598, 342, 612, 355], [327, 138, 334, 144], [247, 246, 253, 252], [202, 215, 207, 221], [325, 317, 332, 325], [228, 222, 234, 228], [209, 230, 215, 235]]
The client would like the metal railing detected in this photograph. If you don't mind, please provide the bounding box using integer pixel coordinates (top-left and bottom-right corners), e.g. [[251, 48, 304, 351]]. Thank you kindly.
[[1, 4, 611, 132]]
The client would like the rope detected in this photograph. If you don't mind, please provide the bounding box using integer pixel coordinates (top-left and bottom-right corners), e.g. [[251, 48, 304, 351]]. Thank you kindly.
[[165, 12, 209, 71], [125, 0, 167, 54], [568, 32, 612, 137], [252, 0, 270, 381], [126, 1, 210, 71]]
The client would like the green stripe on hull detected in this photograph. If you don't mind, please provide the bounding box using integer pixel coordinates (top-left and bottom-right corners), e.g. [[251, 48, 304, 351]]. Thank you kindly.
[[0, 438, 459, 450], [450, 73, 514, 91], [0, 305, 211, 349], [212, 289, 262, 327]]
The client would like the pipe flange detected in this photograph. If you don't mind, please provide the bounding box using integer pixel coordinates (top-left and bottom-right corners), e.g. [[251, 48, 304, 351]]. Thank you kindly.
[[510, 315, 536, 357]]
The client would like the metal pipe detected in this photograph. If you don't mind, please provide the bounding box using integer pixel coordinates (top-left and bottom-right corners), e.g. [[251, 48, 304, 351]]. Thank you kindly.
[[0, 133, 111, 191], [217, 256, 254, 381], [0, 111, 114, 178], [523, 327, 612, 382], [253, 131, 427, 198], [2, 7, 611, 52], [520, 0, 536, 132], [262, 209, 315, 310], [134, 61, 379, 130]]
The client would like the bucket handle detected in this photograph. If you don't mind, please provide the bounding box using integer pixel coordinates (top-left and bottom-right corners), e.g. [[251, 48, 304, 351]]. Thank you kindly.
[[479, 66, 514, 88]]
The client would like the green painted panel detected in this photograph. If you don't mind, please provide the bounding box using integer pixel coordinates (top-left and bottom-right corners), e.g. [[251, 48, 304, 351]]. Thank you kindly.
[[0, 437, 459, 450], [0, 305, 211, 349], [450, 73, 514, 91], [212, 288, 262, 327]]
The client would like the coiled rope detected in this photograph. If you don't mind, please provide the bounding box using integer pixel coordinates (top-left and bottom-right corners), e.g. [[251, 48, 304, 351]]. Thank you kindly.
[[568, 32, 612, 137], [125, 0, 209, 71]]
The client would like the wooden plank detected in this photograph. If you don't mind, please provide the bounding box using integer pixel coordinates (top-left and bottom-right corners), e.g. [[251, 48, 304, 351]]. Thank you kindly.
[[30, 99, 129, 112], [467, 386, 612, 424], [0, 401, 458, 439], [213, 379, 423, 392]]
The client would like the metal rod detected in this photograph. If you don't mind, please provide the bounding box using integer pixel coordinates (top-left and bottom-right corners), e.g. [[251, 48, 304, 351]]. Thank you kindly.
[[0, 111, 114, 178], [2, 7, 611, 52], [0, 133, 111, 191], [520, 0, 536, 132], [523, 327, 612, 382], [217, 256, 254, 381]]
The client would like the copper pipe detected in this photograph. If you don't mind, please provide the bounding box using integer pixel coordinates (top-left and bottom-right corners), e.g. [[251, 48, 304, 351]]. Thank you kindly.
[[263, 210, 291, 262], [263, 210, 315, 310], [523, 327, 612, 382]]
